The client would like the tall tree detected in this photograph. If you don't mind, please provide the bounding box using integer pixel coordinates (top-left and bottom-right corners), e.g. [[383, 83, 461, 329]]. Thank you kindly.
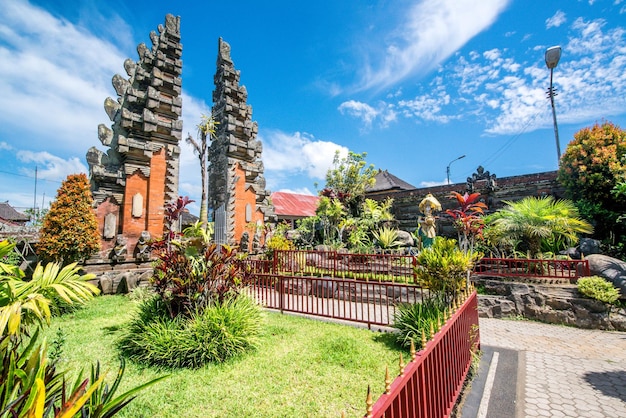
[[37, 173, 100, 264], [186, 114, 218, 229], [558, 121, 626, 243], [321, 150, 376, 217]]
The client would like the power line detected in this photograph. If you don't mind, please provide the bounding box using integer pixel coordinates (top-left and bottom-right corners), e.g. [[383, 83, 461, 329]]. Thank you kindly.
[[0, 169, 63, 184], [459, 104, 547, 180]]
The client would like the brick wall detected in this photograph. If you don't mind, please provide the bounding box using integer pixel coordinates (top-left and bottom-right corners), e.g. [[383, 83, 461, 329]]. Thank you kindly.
[[232, 163, 265, 251], [368, 171, 564, 236]]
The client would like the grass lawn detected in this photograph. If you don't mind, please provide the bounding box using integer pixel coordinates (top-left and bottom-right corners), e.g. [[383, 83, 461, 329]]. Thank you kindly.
[[45, 295, 407, 417]]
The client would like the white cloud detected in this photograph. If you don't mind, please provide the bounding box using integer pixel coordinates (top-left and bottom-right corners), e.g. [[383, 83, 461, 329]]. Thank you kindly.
[[277, 187, 315, 196], [0, 1, 127, 153], [546, 11, 567, 29], [17, 150, 87, 181], [0, 142, 12, 151], [419, 179, 447, 187], [261, 130, 348, 180], [398, 81, 454, 123], [356, 0, 511, 91], [338, 101, 379, 126], [338, 100, 397, 129]]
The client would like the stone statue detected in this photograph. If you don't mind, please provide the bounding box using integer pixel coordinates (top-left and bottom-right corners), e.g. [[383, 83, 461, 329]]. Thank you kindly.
[[135, 231, 151, 261], [252, 233, 261, 254], [418, 194, 442, 248], [240, 231, 250, 253], [111, 234, 127, 262]]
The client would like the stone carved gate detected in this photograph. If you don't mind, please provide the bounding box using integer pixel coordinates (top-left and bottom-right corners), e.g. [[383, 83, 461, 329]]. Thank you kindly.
[[208, 38, 276, 251], [87, 14, 183, 259]]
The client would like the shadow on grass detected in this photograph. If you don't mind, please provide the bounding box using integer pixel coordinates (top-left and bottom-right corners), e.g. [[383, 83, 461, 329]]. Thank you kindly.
[[372, 331, 402, 350]]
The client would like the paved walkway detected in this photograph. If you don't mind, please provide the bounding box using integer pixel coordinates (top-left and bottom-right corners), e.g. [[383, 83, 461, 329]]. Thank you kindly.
[[465, 318, 626, 417]]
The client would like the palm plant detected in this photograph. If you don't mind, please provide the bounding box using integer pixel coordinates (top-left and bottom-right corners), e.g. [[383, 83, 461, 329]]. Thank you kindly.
[[486, 196, 593, 259], [186, 114, 218, 230]]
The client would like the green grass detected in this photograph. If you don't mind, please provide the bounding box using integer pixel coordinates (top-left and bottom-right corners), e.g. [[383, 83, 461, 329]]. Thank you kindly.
[[45, 295, 407, 417]]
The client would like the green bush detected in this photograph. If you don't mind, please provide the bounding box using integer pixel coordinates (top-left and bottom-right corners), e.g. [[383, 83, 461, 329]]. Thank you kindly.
[[577, 276, 620, 304], [393, 296, 448, 349], [414, 237, 480, 299], [119, 294, 263, 368]]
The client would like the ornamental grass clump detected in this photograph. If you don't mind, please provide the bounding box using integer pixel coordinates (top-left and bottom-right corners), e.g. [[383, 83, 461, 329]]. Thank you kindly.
[[118, 294, 262, 368], [577, 276, 620, 304], [393, 296, 448, 349]]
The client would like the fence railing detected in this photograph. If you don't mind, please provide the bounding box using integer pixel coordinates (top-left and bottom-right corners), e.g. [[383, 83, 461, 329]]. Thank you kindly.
[[364, 290, 479, 418], [242, 251, 591, 284], [474, 257, 590, 282], [248, 274, 425, 328], [243, 249, 417, 283]]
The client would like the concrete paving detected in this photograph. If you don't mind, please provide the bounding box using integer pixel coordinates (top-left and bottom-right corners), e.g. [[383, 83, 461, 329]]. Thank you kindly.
[[463, 318, 626, 418]]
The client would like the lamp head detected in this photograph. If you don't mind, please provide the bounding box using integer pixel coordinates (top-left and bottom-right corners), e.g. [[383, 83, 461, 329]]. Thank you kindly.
[[545, 46, 562, 69]]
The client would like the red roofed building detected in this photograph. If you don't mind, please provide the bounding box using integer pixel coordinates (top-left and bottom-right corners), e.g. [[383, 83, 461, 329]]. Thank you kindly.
[[271, 192, 319, 228]]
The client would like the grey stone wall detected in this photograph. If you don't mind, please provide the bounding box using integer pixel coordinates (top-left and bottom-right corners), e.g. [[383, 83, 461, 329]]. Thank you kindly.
[[475, 277, 626, 331]]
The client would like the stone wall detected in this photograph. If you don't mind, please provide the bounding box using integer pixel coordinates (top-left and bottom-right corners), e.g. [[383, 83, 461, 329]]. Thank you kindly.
[[474, 277, 626, 331], [368, 170, 564, 236]]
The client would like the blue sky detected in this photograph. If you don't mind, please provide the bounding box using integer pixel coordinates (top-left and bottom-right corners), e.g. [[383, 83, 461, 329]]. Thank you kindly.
[[1, 0, 625, 216]]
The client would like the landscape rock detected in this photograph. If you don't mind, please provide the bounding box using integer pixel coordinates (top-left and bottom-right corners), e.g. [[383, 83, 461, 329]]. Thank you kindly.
[[578, 238, 602, 256], [586, 254, 626, 296], [396, 230, 414, 247], [475, 277, 626, 331]]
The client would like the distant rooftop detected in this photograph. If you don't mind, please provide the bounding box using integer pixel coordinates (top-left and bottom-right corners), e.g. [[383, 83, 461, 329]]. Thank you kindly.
[[271, 192, 319, 217], [367, 169, 416, 193], [0, 202, 30, 224]]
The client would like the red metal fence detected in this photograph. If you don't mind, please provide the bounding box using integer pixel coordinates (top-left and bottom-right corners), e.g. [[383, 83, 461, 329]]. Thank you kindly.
[[365, 291, 479, 418], [251, 250, 417, 283], [474, 257, 590, 282], [248, 273, 425, 328], [242, 251, 591, 284]]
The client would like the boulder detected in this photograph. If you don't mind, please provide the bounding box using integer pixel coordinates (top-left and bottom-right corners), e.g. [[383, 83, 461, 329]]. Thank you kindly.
[[578, 238, 601, 256], [396, 230, 414, 247], [586, 254, 626, 296]]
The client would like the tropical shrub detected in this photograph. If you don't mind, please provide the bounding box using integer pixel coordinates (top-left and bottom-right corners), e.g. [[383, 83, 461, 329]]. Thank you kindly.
[[0, 240, 162, 417], [393, 296, 448, 349], [577, 276, 620, 304], [151, 242, 251, 319], [484, 196, 593, 259], [414, 237, 480, 300], [446, 192, 487, 255], [125, 197, 262, 368], [372, 226, 401, 251], [37, 173, 100, 264], [118, 294, 262, 368]]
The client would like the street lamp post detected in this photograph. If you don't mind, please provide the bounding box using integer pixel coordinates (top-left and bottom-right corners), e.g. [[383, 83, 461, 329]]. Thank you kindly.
[[446, 154, 466, 185], [545, 45, 562, 164]]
